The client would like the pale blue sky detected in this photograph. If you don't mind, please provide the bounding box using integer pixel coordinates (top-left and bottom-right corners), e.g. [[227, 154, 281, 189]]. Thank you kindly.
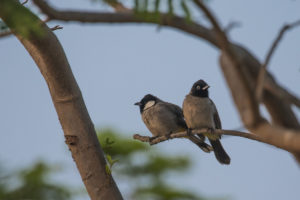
[[1, 0, 300, 200]]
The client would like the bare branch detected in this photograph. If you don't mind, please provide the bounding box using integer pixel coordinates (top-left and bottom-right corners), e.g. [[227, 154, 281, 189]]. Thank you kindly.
[[0, 30, 11, 38], [134, 126, 300, 153], [224, 21, 241, 33], [50, 24, 63, 30], [31, 0, 300, 160], [21, 0, 29, 5], [256, 19, 300, 102], [31, 0, 300, 110], [32, 0, 219, 47], [192, 0, 229, 48], [133, 128, 265, 145], [103, 0, 130, 12], [193, 0, 261, 127]]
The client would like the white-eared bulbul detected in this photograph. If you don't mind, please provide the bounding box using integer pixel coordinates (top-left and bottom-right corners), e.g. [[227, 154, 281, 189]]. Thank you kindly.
[[135, 94, 212, 153], [183, 80, 230, 164]]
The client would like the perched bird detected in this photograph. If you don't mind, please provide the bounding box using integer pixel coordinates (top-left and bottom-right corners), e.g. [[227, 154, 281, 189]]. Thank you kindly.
[[135, 94, 212, 153], [183, 80, 230, 164]]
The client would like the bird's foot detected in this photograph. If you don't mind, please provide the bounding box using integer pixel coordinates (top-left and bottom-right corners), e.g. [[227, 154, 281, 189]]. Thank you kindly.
[[149, 136, 159, 143], [165, 132, 173, 140], [187, 128, 193, 136], [207, 127, 215, 134]]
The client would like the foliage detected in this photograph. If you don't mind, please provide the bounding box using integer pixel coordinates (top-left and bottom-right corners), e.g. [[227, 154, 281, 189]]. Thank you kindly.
[[0, 0, 44, 38], [98, 128, 210, 200], [102, 0, 194, 22], [0, 161, 72, 200]]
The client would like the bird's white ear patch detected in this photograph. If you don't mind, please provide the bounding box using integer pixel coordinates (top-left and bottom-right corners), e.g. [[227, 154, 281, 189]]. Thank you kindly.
[[144, 100, 156, 110]]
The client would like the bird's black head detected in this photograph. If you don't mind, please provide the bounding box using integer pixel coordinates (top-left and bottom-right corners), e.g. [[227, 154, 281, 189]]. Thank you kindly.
[[190, 79, 210, 97], [134, 94, 158, 113]]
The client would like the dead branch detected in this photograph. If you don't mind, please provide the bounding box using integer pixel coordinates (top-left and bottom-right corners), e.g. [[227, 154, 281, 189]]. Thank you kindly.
[[256, 19, 300, 102]]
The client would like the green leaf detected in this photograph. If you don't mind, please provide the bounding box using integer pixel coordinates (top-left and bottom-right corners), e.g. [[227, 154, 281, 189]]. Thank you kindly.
[[154, 0, 160, 13], [181, 0, 192, 23], [0, 0, 45, 38], [105, 164, 111, 175], [167, 0, 174, 16]]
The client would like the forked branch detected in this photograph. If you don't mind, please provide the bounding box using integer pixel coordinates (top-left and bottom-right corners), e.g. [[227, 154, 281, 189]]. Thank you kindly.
[[256, 19, 300, 102]]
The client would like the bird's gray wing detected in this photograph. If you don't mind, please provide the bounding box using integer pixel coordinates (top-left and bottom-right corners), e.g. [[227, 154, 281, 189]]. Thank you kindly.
[[163, 102, 187, 129], [164, 102, 213, 152], [210, 99, 222, 129]]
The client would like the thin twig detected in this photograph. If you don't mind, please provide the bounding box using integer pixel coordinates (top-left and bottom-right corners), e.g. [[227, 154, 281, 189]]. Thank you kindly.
[[133, 128, 265, 145], [51, 25, 63, 31], [256, 19, 300, 102], [22, 0, 29, 5], [224, 21, 241, 33], [0, 24, 63, 39], [0, 30, 12, 38], [103, 0, 130, 12], [192, 0, 229, 49]]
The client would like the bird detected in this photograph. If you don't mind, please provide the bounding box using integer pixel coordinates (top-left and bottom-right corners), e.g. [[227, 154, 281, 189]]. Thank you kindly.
[[182, 80, 230, 164], [135, 94, 213, 153]]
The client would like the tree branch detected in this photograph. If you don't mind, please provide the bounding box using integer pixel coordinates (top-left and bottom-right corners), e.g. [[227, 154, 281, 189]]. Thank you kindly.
[[256, 19, 300, 102], [0, 1, 123, 199], [133, 128, 265, 145], [32, 0, 219, 47], [133, 127, 300, 153], [193, 0, 261, 127], [31, 0, 300, 110], [0, 24, 63, 39], [192, 0, 229, 49], [28, 0, 300, 160]]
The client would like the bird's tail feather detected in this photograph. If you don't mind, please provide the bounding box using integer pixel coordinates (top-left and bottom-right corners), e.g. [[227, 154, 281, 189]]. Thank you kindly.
[[209, 139, 230, 165], [189, 135, 213, 153]]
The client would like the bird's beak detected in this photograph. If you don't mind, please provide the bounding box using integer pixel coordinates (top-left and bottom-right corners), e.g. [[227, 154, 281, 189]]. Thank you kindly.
[[202, 85, 210, 90], [134, 102, 141, 106]]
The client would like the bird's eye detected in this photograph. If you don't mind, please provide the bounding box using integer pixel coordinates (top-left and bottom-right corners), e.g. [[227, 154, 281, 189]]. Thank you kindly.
[[196, 85, 201, 90]]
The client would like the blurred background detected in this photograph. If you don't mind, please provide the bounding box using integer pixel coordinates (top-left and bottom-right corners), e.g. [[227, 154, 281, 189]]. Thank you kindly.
[[0, 0, 300, 199]]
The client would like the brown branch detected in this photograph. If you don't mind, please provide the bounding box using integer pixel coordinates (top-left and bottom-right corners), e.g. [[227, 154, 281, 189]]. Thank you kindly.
[[256, 19, 300, 102], [31, 0, 300, 110], [0, 30, 11, 38], [32, 0, 300, 159], [32, 0, 219, 47], [192, 0, 229, 49], [0, 1, 123, 199], [193, 0, 261, 127], [103, 0, 130, 12], [224, 21, 241, 33], [133, 128, 265, 145], [134, 126, 300, 153]]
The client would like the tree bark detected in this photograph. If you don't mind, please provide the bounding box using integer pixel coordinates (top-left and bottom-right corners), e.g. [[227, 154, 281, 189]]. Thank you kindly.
[[0, 2, 123, 200]]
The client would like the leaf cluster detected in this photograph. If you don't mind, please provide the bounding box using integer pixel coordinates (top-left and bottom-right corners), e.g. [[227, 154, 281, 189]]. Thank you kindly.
[[0, 161, 72, 200], [0, 0, 44, 38], [97, 128, 209, 200]]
